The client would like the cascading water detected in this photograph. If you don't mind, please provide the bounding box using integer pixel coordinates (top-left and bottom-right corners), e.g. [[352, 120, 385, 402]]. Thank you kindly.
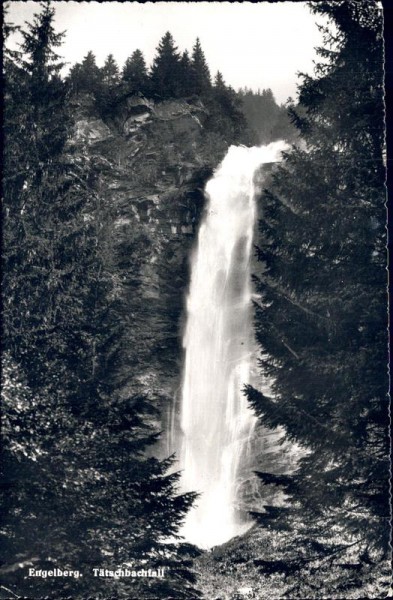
[[178, 142, 287, 549]]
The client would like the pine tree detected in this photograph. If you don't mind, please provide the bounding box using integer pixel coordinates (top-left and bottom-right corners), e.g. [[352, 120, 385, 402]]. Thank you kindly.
[[178, 49, 194, 97], [95, 53, 121, 117], [214, 70, 226, 90], [190, 37, 211, 95], [18, 1, 65, 84], [122, 48, 149, 95], [68, 50, 101, 95], [2, 4, 101, 593], [149, 31, 182, 99], [15, 0, 68, 163], [101, 52, 120, 86], [245, 1, 389, 596], [206, 71, 250, 143]]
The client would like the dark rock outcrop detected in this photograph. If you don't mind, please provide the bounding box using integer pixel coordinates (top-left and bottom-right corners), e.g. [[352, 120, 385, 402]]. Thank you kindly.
[[69, 93, 229, 454]]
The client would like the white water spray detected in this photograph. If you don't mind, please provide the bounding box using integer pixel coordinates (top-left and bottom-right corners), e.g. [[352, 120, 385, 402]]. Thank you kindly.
[[179, 142, 287, 549]]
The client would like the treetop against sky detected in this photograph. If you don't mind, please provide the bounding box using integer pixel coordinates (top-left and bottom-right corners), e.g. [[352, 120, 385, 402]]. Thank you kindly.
[[6, 0, 329, 104]]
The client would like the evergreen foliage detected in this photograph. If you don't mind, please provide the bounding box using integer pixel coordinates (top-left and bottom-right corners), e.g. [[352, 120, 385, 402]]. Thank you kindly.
[[94, 53, 122, 117], [190, 38, 211, 96], [178, 49, 194, 97], [68, 50, 101, 96], [101, 52, 120, 86], [122, 48, 149, 95], [214, 70, 225, 90], [150, 31, 182, 99], [5, 3, 386, 597], [204, 71, 251, 144], [245, 1, 389, 595], [2, 4, 200, 598], [65, 31, 248, 144]]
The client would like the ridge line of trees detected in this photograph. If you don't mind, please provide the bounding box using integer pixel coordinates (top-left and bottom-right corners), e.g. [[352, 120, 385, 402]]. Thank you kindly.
[[69, 32, 214, 101], [67, 31, 253, 142]]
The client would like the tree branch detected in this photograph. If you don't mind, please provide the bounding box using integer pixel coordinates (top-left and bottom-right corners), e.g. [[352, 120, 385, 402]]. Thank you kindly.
[[260, 275, 329, 321], [0, 557, 39, 575]]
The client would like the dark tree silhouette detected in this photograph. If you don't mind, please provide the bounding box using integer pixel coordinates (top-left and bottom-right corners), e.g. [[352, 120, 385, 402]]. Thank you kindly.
[[150, 31, 182, 99], [246, 1, 389, 596], [3, 5, 201, 598], [68, 50, 101, 95], [122, 48, 149, 95], [190, 37, 211, 95]]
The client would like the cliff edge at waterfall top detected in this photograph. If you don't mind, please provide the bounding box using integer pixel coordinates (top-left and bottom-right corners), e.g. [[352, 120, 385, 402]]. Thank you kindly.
[[3, 2, 389, 600]]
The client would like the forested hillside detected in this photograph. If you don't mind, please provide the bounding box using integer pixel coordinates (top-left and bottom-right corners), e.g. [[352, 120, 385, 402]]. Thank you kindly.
[[67, 32, 250, 145]]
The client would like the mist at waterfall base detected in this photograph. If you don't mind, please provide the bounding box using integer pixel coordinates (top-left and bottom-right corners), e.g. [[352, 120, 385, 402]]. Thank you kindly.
[[177, 142, 287, 549]]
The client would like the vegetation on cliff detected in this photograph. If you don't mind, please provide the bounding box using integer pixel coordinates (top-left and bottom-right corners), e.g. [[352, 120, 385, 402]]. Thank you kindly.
[[67, 29, 294, 147], [67, 30, 252, 146]]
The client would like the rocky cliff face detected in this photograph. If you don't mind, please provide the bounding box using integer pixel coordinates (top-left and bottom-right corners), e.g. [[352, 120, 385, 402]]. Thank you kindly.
[[70, 93, 230, 455]]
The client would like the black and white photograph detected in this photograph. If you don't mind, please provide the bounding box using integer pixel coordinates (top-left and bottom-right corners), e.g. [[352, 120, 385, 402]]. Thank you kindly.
[[2, 1, 391, 598]]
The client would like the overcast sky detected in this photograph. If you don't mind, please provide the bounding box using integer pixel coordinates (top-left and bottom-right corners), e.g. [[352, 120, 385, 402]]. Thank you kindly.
[[6, 1, 328, 104]]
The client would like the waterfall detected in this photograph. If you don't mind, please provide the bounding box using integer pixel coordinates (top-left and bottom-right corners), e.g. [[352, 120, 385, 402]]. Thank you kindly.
[[178, 142, 287, 549]]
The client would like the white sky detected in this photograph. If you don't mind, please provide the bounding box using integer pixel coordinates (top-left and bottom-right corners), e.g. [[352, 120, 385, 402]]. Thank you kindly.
[[5, 1, 328, 104]]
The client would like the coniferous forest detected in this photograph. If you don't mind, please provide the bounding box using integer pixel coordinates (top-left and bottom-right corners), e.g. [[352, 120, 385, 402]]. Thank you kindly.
[[1, 2, 390, 599]]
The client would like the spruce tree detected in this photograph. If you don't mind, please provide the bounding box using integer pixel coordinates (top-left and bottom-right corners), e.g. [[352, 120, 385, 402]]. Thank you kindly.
[[246, 1, 389, 596], [237, 88, 292, 144], [178, 49, 194, 97], [16, 0, 68, 163], [3, 4, 100, 592], [122, 48, 149, 95], [214, 70, 226, 90], [190, 37, 211, 95], [68, 50, 101, 95], [95, 53, 121, 117], [149, 31, 182, 99], [101, 52, 120, 86], [206, 71, 249, 143]]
